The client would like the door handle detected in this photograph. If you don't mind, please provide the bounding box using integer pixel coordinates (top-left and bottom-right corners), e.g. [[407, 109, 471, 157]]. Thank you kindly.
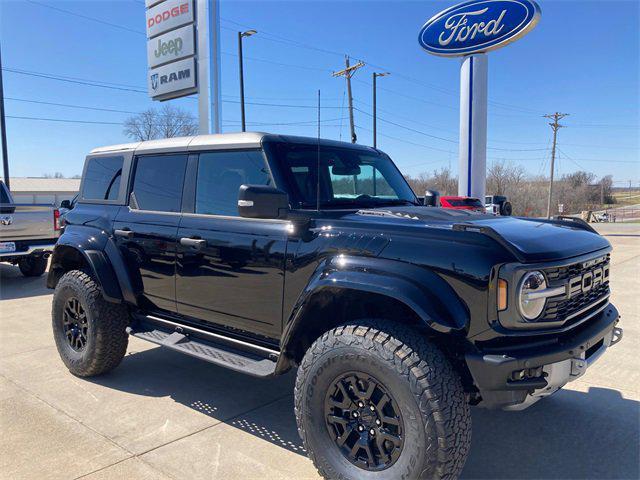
[[180, 237, 206, 249], [114, 229, 134, 239]]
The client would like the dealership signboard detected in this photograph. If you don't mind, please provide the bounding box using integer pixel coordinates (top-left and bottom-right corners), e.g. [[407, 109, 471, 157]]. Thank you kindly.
[[418, 0, 541, 200], [147, 24, 195, 68], [146, 0, 197, 101]]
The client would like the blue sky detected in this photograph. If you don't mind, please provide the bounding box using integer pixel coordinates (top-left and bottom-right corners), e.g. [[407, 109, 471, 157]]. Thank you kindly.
[[1, 0, 638, 186]]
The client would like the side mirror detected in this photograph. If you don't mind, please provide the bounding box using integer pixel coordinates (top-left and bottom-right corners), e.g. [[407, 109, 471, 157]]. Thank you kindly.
[[238, 185, 289, 219], [60, 199, 72, 209], [424, 189, 440, 207]]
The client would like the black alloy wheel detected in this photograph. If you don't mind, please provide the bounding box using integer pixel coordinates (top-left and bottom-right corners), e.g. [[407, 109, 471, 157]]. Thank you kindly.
[[324, 372, 403, 471], [62, 297, 88, 351]]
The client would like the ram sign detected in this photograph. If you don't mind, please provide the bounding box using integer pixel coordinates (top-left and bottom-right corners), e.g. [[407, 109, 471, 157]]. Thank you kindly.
[[145, 0, 197, 101], [148, 56, 197, 101]]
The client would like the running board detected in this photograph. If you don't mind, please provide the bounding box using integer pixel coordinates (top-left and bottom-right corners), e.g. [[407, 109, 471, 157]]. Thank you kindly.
[[126, 316, 279, 377]]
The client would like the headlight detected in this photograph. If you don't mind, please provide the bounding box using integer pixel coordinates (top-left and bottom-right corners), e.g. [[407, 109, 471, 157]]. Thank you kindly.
[[518, 271, 547, 320]]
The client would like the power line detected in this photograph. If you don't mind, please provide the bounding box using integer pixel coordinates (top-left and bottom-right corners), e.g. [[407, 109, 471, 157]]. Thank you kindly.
[[26, 0, 144, 35]]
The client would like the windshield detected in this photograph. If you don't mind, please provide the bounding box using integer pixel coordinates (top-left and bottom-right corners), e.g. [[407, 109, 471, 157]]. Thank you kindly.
[[270, 143, 417, 209]]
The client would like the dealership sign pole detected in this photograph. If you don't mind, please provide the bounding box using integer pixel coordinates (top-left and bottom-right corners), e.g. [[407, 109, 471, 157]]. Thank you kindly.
[[145, 0, 221, 134], [419, 0, 541, 200]]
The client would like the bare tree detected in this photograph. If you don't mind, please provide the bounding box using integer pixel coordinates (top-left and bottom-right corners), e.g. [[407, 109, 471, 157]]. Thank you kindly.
[[406, 167, 457, 196], [123, 109, 157, 141], [156, 104, 199, 139], [43, 172, 65, 178], [123, 105, 198, 141]]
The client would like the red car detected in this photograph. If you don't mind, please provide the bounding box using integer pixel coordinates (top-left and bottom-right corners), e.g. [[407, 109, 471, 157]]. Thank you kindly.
[[439, 196, 485, 212]]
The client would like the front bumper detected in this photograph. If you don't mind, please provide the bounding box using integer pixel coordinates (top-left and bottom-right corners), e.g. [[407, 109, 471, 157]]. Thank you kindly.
[[466, 303, 621, 410]]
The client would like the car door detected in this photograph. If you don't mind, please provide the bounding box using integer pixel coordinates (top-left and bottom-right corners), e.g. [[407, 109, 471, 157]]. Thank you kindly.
[[113, 153, 188, 314], [176, 149, 288, 339]]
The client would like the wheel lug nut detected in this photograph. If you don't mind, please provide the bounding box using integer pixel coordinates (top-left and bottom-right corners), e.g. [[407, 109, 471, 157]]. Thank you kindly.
[[369, 405, 375, 411], [370, 429, 375, 435], [376, 419, 381, 425], [358, 425, 364, 432], [358, 401, 364, 408], [352, 412, 359, 418]]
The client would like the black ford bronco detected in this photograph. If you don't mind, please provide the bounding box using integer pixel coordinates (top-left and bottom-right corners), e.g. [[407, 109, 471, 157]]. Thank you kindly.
[[48, 133, 622, 479]]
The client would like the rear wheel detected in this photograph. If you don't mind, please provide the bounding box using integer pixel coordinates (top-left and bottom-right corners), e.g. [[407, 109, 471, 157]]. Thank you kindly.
[[18, 255, 48, 277], [52, 270, 129, 377], [295, 320, 471, 480]]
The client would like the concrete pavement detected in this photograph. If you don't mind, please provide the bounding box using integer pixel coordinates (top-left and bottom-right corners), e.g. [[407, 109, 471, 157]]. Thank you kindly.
[[1, 223, 638, 479]]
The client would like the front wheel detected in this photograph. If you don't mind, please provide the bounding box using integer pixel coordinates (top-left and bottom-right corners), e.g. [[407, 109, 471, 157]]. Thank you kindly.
[[294, 321, 471, 480]]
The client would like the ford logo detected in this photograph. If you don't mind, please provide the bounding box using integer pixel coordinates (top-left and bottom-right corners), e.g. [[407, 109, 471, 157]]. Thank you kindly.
[[418, 0, 541, 57]]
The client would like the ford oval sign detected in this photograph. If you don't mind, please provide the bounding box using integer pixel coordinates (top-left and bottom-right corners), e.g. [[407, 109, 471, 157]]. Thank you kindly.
[[419, 0, 541, 57]]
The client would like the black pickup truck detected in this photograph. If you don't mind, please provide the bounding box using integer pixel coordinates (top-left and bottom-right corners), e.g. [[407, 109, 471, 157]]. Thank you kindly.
[[48, 133, 622, 479]]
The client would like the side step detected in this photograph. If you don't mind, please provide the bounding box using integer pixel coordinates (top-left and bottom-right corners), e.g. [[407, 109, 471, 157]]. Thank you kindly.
[[127, 316, 279, 377]]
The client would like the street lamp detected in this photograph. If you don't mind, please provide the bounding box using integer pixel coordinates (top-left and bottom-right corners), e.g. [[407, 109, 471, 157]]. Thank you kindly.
[[372, 72, 389, 148], [238, 30, 257, 132]]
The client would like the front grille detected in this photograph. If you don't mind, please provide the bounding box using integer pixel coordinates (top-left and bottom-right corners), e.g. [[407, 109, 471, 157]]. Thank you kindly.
[[541, 255, 610, 324]]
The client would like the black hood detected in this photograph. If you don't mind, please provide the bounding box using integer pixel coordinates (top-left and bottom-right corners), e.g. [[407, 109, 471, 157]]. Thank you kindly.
[[345, 207, 610, 262]]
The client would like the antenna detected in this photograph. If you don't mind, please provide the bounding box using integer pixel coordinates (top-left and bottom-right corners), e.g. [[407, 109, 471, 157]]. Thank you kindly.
[[316, 89, 321, 211]]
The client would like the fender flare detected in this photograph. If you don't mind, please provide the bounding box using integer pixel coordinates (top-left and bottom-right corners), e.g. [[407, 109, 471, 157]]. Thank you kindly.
[[280, 255, 470, 359], [48, 228, 137, 305]]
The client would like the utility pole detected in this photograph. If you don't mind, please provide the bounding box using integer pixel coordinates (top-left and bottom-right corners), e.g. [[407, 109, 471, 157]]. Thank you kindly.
[[0, 45, 9, 189], [238, 29, 257, 132], [333, 56, 364, 143], [543, 112, 569, 218], [372, 72, 389, 149]]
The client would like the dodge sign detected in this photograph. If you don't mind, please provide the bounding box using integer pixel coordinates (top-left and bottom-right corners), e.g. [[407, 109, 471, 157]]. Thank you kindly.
[[146, 0, 194, 39], [418, 0, 541, 57]]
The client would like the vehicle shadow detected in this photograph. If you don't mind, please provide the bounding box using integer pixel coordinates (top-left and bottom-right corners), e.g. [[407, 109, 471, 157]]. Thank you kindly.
[[87, 345, 306, 456], [88, 346, 639, 478], [0, 263, 51, 300], [462, 386, 640, 479]]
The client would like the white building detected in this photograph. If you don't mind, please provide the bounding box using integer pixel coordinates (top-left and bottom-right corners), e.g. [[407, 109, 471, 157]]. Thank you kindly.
[[8, 178, 80, 206]]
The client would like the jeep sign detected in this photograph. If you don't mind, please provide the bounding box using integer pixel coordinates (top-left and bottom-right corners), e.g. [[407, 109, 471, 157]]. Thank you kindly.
[[147, 24, 195, 69], [146, 0, 193, 39], [148, 57, 197, 101]]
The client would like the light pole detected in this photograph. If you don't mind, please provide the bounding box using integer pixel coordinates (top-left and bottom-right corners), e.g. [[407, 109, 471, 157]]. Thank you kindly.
[[372, 72, 389, 148], [238, 29, 257, 132]]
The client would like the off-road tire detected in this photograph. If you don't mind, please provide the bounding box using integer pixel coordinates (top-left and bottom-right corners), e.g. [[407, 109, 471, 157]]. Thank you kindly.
[[295, 320, 471, 480], [18, 255, 48, 277], [52, 270, 129, 377], [500, 201, 513, 216]]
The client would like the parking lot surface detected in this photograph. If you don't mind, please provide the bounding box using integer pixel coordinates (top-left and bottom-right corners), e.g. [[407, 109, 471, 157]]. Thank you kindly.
[[1, 223, 638, 479]]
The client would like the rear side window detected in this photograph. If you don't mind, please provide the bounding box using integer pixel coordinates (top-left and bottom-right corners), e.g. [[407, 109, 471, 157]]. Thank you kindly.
[[82, 156, 123, 201], [131, 154, 188, 212], [0, 184, 10, 203], [196, 150, 272, 216]]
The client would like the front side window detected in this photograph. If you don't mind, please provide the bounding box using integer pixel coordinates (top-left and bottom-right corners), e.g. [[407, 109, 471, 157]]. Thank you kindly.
[[82, 156, 123, 201], [131, 154, 188, 212], [270, 143, 417, 209], [195, 150, 272, 216]]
